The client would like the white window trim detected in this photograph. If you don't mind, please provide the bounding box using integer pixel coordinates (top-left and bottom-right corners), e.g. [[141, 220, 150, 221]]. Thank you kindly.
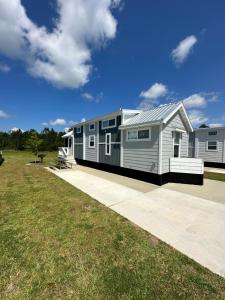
[[89, 123, 95, 131], [208, 131, 217, 136], [102, 118, 117, 130], [126, 128, 151, 142], [173, 131, 181, 158], [88, 135, 95, 148], [76, 127, 81, 134], [105, 133, 111, 156], [206, 141, 218, 152]]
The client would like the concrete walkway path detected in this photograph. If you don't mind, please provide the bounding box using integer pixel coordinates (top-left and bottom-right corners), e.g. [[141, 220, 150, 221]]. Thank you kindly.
[[48, 168, 225, 278]]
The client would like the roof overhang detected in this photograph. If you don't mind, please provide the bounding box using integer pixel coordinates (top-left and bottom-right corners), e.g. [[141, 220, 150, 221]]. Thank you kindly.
[[119, 121, 161, 130], [163, 102, 193, 132], [62, 131, 73, 138]]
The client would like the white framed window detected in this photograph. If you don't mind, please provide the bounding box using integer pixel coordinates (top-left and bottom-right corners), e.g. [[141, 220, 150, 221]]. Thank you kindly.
[[102, 118, 116, 129], [76, 127, 81, 134], [173, 131, 181, 158], [127, 128, 151, 141], [89, 123, 95, 131], [207, 141, 218, 151], [89, 135, 95, 148], [105, 133, 111, 155], [208, 131, 217, 136]]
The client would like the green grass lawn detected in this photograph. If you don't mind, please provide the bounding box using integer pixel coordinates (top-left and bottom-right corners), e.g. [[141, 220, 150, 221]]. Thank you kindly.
[[1, 151, 225, 299], [205, 171, 225, 182]]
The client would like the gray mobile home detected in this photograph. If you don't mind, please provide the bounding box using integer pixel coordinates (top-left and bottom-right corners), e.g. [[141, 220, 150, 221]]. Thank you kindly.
[[59, 102, 204, 185], [192, 127, 225, 168]]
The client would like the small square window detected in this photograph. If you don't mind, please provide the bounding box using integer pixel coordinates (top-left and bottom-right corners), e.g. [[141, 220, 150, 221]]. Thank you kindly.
[[89, 135, 95, 148], [76, 127, 81, 134], [89, 123, 95, 131], [138, 129, 149, 140], [128, 130, 138, 140], [207, 141, 217, 151], [102, 120, 108, 128]]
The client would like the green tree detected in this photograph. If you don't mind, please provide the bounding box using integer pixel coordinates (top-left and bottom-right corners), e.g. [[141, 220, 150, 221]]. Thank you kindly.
[[26, 132, 43, 162]]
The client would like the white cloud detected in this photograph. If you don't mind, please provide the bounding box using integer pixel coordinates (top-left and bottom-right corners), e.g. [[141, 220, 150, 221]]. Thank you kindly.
[[209, 123, 224, 128], [81, 117, 86, 123], [81, 91, 103, 103], [182, 94, 207, 109], [138, 83, 168, 109], [49, 118, 66, 126], [68, 120, 77, 126], [10, 127, 24, 133], [188, 110, 208, 126], [171, 35, 197, 66], [0, 0, 120, 88], [81, 93, 94, 101], [0, 62, 11, 72], [41, 122, 48, 127], [0, 110, 10, 118]]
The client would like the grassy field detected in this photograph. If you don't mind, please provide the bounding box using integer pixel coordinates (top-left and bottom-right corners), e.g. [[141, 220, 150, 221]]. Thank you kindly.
[[205, 171, 225, 182], [0, 151, 225, 299]]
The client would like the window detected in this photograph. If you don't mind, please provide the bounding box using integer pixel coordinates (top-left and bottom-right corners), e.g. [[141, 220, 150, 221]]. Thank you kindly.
[[173, 131, 181, 158], [207, 141, 218, 151], [208, 131, 217, 136], [69, 138, 72, 148], [89, 123, 95, 131], [76, 127, 81, 134], [127, 129, 150, 141], [102, 118, 116, 129], [89, 135, 95, 148], [105, 133, 111, 155]]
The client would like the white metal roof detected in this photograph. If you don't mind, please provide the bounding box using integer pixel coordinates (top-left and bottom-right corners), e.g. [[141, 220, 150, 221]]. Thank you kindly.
[[120, 102, 193, 131]]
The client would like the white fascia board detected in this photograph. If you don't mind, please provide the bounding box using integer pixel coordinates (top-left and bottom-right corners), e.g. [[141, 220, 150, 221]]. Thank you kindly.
[[119, 121, 161, 130], [163, 103, 193, 132], [71, 110, 123, 128]]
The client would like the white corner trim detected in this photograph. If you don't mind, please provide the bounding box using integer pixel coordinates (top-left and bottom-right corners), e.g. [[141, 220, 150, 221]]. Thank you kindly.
[[120, 130, 124, 167], [158, 124, 163, 174], [97, 122, 99, 163], [83, 125, 86, 160]]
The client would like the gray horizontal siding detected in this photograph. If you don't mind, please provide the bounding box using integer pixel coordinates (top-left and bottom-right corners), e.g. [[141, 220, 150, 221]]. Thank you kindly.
[[196, 129, 225, 163], [162, 112, 189, 174], [84, 123, 97, 162], [122, 126, 159, 174], [99, 144, 120, 166], [74, 144, 83, 160]]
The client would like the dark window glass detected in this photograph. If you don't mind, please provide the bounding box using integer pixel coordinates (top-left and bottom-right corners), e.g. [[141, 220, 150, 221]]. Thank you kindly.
[[69, 139, 72, 147], [65, 138, 68, 147], [208, 131, 217, 136], [103, 120, 108, 128], [138, 130, 149, 139], [109, 119, 116, 127], [208, 141, 217, 150], [90, 124, 95, 130], [174, 145, 179, 157]]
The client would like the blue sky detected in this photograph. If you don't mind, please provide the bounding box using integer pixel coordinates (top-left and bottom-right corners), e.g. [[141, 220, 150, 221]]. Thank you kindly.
[[0, 0, 225, 132]]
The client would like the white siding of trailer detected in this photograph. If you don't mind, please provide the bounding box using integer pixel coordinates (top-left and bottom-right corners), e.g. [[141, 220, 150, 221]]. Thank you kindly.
[[195, 129, 225, 163], [122, 126, 159, 174], [161, 112, 189, 174]]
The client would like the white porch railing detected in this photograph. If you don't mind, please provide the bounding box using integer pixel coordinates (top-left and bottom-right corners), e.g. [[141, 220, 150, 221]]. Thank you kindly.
[[58, 147, 73, 158], [170, 158, 204, 174]]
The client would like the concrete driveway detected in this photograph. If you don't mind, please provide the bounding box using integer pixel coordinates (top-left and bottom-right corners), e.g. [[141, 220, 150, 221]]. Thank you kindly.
[[48, 166, 225, 278]]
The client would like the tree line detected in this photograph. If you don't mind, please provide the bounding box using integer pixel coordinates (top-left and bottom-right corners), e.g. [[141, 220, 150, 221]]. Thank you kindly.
[[0, 128, 65, 152]]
